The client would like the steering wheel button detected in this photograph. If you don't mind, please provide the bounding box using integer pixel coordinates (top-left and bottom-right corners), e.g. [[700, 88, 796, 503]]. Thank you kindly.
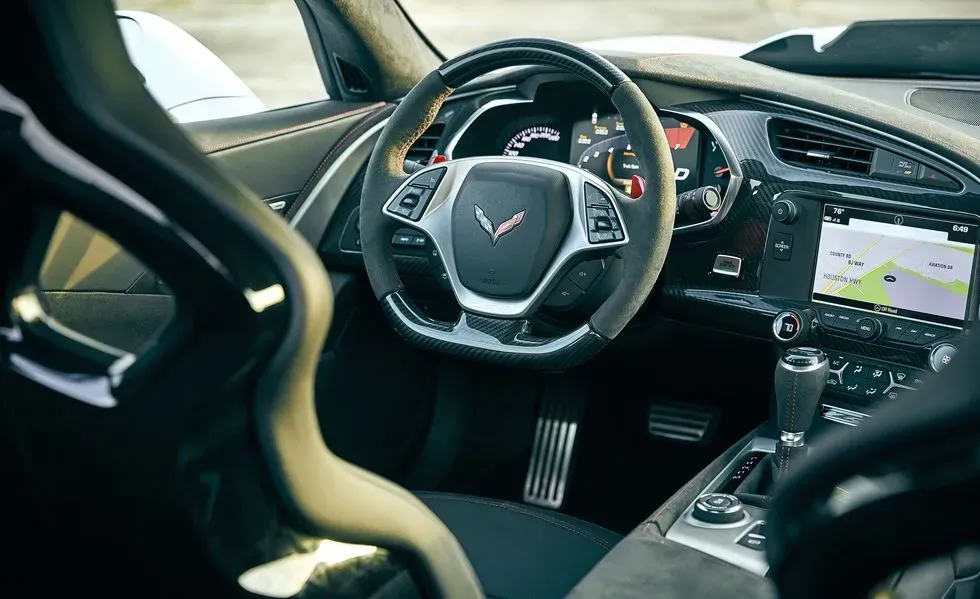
[[591, 230, 616, 243], [400, 194, 420, 208], [544, 277, 584, 308], [587, 207, 608, 218], [569, 260, 603, 291], [584, 182, 611, 207], [594, 217, 613, 231], [410, 167, 446, 189]]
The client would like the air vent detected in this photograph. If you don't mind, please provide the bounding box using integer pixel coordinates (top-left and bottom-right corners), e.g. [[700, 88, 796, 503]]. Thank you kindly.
[[334, 56, 369, 95], [770, 120, 875, 175], [405, 123, 445, 165]]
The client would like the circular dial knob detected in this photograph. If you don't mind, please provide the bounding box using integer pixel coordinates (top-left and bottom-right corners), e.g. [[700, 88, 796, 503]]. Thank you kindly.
[[930, 343, 957, 373], [677, 186, 723, 220], [773, 310, 803, 342], [854, 317, 881, 340], [693, 493, 745, 524], [772, 199, 799, 224]]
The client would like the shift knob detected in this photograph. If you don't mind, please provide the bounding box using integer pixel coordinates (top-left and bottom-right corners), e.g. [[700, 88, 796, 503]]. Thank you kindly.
[[774, 347, 829, 440]]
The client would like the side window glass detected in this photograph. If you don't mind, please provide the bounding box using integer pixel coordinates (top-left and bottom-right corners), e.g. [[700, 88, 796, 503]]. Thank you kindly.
[[115, 1, 327, 123]]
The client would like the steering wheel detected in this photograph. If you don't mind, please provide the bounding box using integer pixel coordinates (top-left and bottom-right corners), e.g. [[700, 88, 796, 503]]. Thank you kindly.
[[360, 39, 676, 369]]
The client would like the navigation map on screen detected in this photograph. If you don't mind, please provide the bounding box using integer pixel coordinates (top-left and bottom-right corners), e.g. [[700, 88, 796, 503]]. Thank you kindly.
[[812, 205, 977, 325]]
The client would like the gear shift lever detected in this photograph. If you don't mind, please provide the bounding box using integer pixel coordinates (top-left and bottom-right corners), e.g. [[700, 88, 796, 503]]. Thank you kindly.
[[772, 347, 829, 483]]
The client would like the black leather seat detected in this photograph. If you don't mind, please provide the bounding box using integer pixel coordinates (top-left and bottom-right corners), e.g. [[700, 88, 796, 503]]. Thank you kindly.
[[417, 492, 621, 599]]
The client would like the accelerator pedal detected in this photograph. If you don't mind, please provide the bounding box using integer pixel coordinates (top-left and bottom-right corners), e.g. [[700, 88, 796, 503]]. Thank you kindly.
[[523, 385, 585, 510], [647, 402, 720, 444]]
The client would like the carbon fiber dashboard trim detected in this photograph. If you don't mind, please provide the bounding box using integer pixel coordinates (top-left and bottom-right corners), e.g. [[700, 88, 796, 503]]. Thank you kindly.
[[658, 98, 980, 365]]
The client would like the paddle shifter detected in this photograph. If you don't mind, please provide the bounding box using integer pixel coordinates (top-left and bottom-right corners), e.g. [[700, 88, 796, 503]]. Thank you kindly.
[[772, 347, 829, 483]]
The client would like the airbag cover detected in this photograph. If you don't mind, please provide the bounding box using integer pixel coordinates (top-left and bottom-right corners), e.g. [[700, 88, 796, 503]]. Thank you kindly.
[[452, 162, 571, 298]]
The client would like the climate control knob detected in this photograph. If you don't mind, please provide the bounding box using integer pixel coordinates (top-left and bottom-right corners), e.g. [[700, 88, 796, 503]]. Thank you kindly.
[[930, 343, 957, 373], [773, 309, 815, 344], [772, 199, 799, 224]]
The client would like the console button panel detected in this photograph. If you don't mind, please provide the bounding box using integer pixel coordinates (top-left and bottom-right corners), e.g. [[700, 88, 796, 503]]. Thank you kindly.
[[824, 351, 927, 402], [817, 307, 953, 347]]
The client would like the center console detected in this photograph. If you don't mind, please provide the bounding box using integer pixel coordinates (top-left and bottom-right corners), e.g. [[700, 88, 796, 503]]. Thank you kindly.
[[760, 192, 979, 422], [663, 191, 980, 578]]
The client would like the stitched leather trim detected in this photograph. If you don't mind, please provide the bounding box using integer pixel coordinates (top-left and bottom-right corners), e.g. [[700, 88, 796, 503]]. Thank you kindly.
[[416, 492, 618, 551], [200, 102, 386, 154], [284, 103, 395, 221]]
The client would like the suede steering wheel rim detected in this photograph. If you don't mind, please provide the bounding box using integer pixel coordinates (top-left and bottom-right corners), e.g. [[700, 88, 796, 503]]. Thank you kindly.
[[360, 39, 676, 369]]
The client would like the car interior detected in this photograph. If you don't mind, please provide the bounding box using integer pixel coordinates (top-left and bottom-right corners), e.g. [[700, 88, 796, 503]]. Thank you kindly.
[[3, 2, 980, 598]]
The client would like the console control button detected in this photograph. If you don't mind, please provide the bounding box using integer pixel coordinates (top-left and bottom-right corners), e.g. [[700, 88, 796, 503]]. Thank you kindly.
[[772, 199, 798, 224], [899, 325, 923, 343], [844, 362, 870, 380], [693, 493, 744, 525], [883, 321, 909, 341], [834, 312, 857, 331], [817, 308, 839, 327], [772, 311, 803, 342], [867, 366, 888, 383], [855, 317, 881, 340], [871, 150, 919, 183], [737, 521, 767, 551], [891, 368, 911, 385], [917, 165, 959, 190], [828, 354, 848, 371], [771, 232, 793, 261], [930, 343, 957, 373], [915, 328, 946, 345], [843, 379, 868, 395], [712, 254, 742, 278]]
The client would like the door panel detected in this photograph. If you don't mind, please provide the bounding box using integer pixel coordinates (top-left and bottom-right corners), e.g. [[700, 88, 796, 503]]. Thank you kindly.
[[40, 101, 382, 351]]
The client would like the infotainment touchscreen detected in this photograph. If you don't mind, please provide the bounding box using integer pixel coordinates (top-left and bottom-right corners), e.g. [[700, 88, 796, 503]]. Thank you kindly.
[[812, 204, 978, 326]]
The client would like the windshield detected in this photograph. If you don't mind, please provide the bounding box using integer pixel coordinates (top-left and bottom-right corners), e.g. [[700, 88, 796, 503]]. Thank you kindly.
[[400, 0, 980, 59]]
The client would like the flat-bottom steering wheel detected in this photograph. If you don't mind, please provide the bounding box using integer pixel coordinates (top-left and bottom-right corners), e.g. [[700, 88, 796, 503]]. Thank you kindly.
[[361, 39, 676, 369]]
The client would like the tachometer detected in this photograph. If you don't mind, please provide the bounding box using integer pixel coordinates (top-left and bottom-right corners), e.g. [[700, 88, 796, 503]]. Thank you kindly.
[[502, 126, 562, 158]]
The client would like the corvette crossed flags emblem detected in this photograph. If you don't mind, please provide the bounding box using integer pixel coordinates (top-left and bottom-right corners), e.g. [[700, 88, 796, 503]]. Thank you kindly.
[[474, 205, 526, 246]]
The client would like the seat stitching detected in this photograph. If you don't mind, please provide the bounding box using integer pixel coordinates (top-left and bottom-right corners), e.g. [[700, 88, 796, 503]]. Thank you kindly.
[[416, 493, 617, 550]]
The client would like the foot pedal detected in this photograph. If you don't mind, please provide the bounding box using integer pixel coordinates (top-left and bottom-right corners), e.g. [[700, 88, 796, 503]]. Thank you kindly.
[[647, 402, 719, 444], [523, 390, 584, 510]]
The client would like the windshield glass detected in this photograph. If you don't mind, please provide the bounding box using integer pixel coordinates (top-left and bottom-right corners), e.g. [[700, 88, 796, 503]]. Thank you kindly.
[[400, 0, 980, 59]]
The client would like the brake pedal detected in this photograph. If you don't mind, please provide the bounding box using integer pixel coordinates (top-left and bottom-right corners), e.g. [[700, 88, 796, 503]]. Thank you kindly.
[[523, 390, 584, 509], [647, 402, 719, 444]]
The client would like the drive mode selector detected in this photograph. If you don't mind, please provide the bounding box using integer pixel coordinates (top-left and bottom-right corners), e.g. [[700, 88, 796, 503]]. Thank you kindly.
[[693, 493, 745, 524]]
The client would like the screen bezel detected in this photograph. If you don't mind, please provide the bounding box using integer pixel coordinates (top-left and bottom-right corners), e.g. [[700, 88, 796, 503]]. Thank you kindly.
[[810, 203, 980, 328]]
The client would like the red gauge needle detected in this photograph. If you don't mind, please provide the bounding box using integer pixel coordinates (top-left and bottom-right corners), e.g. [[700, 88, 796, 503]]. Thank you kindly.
[[714, 167, 730, 176]]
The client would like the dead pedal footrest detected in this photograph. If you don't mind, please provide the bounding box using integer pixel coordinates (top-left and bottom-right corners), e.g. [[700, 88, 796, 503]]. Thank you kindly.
[[647, 402, 719, 444]]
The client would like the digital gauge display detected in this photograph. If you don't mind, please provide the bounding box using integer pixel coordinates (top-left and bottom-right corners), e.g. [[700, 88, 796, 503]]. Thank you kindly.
[[569, 113, 702, 195]]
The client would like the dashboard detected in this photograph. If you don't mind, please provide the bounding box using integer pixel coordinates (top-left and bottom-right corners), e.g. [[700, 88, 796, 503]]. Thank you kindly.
[[319, 72, 980, 419]]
